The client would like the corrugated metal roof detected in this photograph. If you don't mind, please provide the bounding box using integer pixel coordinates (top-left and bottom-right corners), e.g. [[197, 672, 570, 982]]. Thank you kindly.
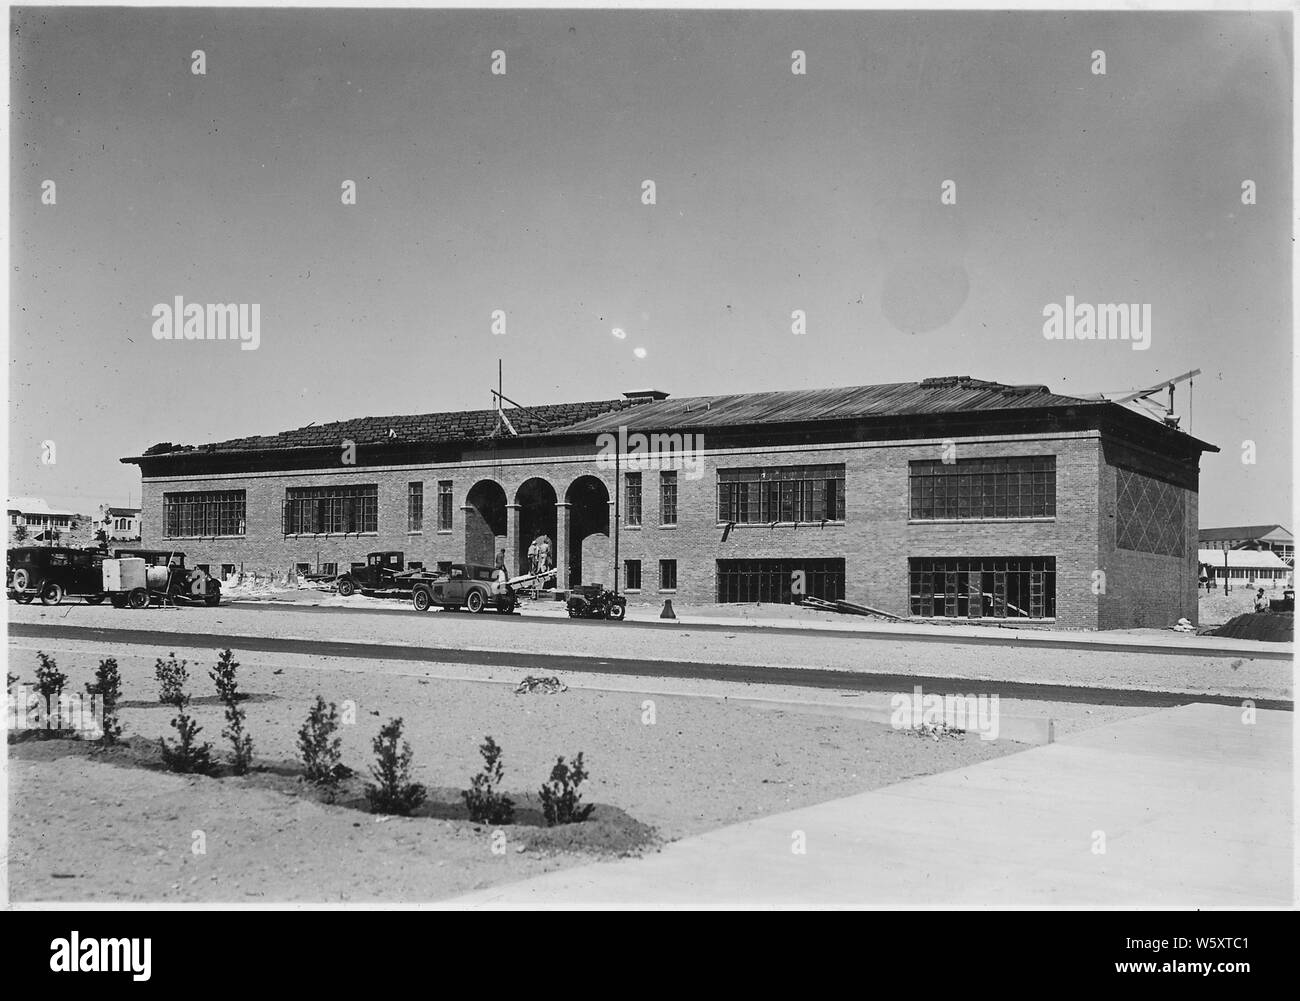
[[1199, 525, 1291, 542], [130, 376, 1195, 459], [558, 377, 1096, 434], [1198, 549, 1292, 570]]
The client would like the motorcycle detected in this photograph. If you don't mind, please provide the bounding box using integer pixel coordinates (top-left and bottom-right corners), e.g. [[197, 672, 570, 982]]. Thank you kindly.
[[566, 584, 627, 621]]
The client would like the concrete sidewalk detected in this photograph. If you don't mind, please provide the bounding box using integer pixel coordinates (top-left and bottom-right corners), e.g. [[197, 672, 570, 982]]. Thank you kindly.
[[449, 703, 1293, 907]]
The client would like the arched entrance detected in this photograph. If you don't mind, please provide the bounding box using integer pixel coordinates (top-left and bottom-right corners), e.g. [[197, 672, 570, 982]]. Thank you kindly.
[[464, 480, 507, 567], [515, 478, 558, 576], [565, 475, 611, 588]]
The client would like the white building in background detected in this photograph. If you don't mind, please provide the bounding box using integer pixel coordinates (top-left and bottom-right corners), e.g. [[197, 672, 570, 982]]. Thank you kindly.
[[7, 497, 79, 542], [1198, 548, 1293, 587], [97, 505, 142, 541]]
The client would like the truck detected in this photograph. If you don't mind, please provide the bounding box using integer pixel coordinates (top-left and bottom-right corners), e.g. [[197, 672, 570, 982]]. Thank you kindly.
[[107, 549, 222, 607], [335, 551, 417, 597]]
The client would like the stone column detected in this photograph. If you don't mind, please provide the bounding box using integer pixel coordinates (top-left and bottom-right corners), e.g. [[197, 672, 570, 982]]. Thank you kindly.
[[555, 502, 571, 591], [505, 503, 521, 576]]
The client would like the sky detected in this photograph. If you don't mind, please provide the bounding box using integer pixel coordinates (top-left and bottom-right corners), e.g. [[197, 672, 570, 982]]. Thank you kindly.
[[8, 7, 1292, 526]]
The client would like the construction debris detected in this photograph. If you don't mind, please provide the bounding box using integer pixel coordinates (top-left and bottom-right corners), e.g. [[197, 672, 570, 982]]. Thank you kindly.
[[1172, 617, 1196, 633], [514, 675, 568, 695], [800, 596, 901, 621]]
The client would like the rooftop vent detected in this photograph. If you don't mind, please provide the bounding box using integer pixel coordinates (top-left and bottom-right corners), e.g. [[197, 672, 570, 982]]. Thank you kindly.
[[623, 390, 670, 402]]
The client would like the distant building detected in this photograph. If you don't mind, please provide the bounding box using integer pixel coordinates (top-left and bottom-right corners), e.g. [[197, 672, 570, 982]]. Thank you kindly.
[[7, 497, 78, 542], [1198, 548, 1293, 587], [97, 505, 142, 541], [1199, 525, 1293, 567]]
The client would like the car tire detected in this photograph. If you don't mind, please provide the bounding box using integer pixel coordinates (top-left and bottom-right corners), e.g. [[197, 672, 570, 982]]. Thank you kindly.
[[40, 583, 65, 606], [205, 593, 220, 607], [337, 578, 356, 597], [412, 588, 432, 612], [127, 588, 149, 610], [607, 603, 626, 621], [465, 589, 485, 614], [85, 594, 107, 605], [15, 593, 35, 604], [497, 598, 516, 614]]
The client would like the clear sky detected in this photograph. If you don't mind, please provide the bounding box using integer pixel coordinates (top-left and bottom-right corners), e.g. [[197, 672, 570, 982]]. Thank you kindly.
[[8, 7, 1292, 526]]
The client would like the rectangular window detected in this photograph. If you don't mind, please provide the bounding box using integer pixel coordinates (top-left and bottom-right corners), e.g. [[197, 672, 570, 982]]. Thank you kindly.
[[717, 465, 845, 524], [437, 481, 453, 531], [221, 563, 236, 579], [283, 484, 378, 535], [625, 473, 643, 527], [164, 490, 247, 538], [908, 557, 1056, 619], [660, 471, 678, 526], [716, 559, 845, 604], [295, 563, 311, 575], [408, 482, 424, 533], [909, 456, 1055, 521], [659, 559, 677, 591], [624, 559, 642, 590], [320, 562, 337, 577]]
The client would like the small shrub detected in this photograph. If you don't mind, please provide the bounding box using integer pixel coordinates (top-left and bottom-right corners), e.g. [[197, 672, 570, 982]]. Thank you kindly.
[[33, 651, 70, 738], [539, 752, 594, 826], [209, 649, 253, 774], [462, 735, 515, 825], [158, 682, 213, 775], [298, 696, 343, 790], [155, 652, 189, 705], [365, 717, 426, 816], [84, 657, 124, 745]]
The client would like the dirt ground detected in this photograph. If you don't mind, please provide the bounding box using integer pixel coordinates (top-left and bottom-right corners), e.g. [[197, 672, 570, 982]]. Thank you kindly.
[[7, 642, 1032, 903]]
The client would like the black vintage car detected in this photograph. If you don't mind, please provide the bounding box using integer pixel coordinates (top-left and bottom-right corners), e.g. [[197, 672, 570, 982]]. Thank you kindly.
[[7, 546, 107, 605], [111, 549, 222, 607]]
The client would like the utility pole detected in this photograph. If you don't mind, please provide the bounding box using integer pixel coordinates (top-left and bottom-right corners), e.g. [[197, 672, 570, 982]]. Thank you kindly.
[[614, 439, 620, 594]]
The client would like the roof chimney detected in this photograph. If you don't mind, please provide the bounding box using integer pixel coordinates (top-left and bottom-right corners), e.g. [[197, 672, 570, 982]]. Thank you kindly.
[[623, 390, 670, 402]]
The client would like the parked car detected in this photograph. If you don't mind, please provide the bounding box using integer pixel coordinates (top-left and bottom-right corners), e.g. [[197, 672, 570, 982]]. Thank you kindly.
[[565, 583, 627, 621], [7, 546, 107, 605], [336, 551, 412, 597], [410, 563, 517, 614], [110, 549, 221, 607]]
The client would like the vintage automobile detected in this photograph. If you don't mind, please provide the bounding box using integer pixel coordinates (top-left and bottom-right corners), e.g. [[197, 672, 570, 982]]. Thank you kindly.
[[110, 549, 222, 607], [7, 546, 107, 605], [410, 563, 517, 614], [565, 583, 627, 621], [335, 551, 413, 597]]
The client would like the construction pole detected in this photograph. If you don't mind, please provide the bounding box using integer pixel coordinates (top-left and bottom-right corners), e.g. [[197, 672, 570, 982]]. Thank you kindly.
[[614, 436, 620, 594]]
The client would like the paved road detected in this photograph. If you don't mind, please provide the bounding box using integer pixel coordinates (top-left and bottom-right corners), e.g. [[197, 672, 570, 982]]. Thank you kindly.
[[225, 598, 1292, 661], [11, 620, 1292, 710]]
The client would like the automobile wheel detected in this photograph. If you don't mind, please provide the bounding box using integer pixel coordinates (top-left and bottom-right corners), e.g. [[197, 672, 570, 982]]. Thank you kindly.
[[606, 603, 626, 621], [127, 588, 149, 610], [40, 583, 65, 606], [337, 578, 356, 597], [85, 594, 107, 605], [412, 588, 432, 612], [11, 569, 30, 592], [110, 594, 128, 608], [497, 597, 517, 614], [15, 593, 35, 604], [465, 589, 485, 614]]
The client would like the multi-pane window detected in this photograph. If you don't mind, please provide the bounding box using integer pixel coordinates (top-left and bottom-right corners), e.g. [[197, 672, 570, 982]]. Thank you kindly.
[[660, 471, 678, 526], [909, 557, 1056, 619], [717, 465, 845, 524], [909, 456, 1055, 521], [716, 559, 845, 604], [283, 484, 378, 535], [624, 559, 642, 590], [437, 481, 453, 531], [659, 559, 677, 590], [164, 490, 246, 538], [625, 473, 642, 527], [408, 482, 424, 533]]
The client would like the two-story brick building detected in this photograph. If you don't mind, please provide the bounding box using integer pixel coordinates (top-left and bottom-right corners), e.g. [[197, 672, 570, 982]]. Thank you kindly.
[[121, 375, 1217, 630]]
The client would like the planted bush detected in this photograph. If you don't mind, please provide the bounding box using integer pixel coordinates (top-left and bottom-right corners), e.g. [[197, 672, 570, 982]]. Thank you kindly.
[[155, 652, 189, 705], [158, 676, 213, 775], [34, 651, 70, 738], [365, 717, 426, 816], [539, 752, 594, 826], [298, 696, 343, 791], [209, 648, 253, 774], [462, 735, 515, 825], [84, 657, 123, 745]]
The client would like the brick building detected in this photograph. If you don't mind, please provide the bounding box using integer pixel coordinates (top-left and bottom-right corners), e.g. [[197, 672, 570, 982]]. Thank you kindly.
[[121, 375, 1217, 630]]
